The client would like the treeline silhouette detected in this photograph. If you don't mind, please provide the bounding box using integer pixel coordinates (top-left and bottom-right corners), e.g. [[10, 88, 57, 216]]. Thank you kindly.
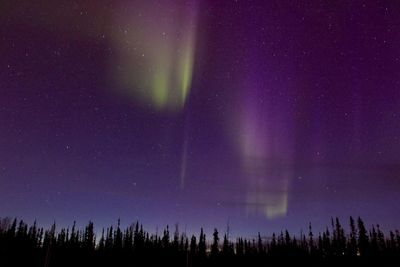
[[1, 216, 400, 266]]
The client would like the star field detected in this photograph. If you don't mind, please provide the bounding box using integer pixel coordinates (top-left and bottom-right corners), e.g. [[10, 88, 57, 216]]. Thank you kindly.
[[1, 1, 400, 237]]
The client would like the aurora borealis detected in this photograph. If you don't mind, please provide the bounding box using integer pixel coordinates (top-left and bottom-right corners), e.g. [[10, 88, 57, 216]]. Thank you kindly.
[[1, 0, 400, 238], [112, 1, 198, 110]]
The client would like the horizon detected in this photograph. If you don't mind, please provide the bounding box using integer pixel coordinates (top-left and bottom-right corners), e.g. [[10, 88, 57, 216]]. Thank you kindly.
[[0, 215, 394, 243]]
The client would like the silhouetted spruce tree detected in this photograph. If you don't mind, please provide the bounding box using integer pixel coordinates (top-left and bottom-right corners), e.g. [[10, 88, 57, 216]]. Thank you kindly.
[[334, 217, 346, 256], [322, 228, 331, 257], [395, 230, 400, 252], [370, 225, 379, 254], [198, 228, 206, 258], [173, 224, 179, 251], [38, 227, 44, 247], [114, 219, 122, 250], [98, 228, 105, 251], [278, 231, 284, 247], [9, 218, 17, 239], [184, 236, 189, 253], [144, 232, 150, 250], [357, 217, 369, 257], [298, 231, 306, 250], [57, 228, 66, 248], [70, 221, 78, 247], [308, 223, 315, 254], [389, 231, 396, 252], [376, 224, 386, 252], [133, 222, 143, 251], [222, 233, 233, 256], [318, 233, 323, 255], [349, 216, 358, 256], [43, 221, 56, 267], [162, 225, 170, 249], [179, 234, 186, 252], [28, 220, 39, 248], [123, 225, 133, 251], [211, 228, 219, 257], [285, 230, 291, 247], [16, 220, 27, 240], [190, 235, 197, 255], [236, 237, 244, 256], [83, 221, 95, 250], [271, 233, 277, 251], [243, 239, 249, 254], [105, 226, 113, 250]]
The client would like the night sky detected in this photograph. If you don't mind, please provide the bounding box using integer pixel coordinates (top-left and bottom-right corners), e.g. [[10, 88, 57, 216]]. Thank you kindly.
[[1, 1, 400, 238]]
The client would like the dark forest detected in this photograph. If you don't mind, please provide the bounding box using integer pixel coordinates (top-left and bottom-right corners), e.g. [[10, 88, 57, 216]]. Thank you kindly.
[[1, 216, 399, 266]]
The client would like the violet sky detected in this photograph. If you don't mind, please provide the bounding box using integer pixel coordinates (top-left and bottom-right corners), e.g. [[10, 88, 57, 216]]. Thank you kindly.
[[1, 0, 400, 238]]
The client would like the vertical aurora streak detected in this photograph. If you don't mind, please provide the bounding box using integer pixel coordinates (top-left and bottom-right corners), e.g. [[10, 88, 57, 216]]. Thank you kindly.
[[112, 1, 198, 112], [180, 134, 189, 190], [235, 55, 295, 219]]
